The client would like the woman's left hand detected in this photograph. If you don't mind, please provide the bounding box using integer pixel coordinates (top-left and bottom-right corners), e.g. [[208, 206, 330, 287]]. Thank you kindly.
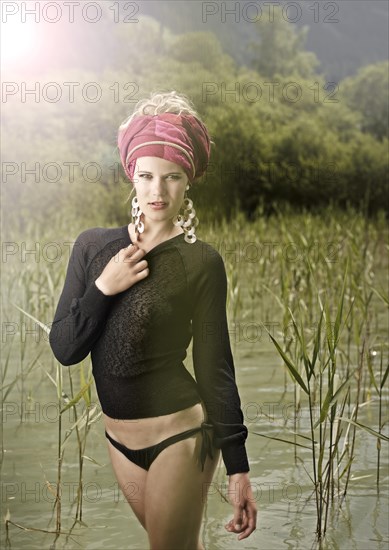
[[225, 472, 257, 540]]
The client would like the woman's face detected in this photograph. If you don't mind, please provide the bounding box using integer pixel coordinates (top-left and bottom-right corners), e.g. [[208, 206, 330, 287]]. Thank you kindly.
[[132, 156, 189, 224]]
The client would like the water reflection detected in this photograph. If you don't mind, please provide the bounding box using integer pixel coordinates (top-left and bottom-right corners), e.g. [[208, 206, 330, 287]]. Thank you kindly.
[[1, 342, 388, 549]]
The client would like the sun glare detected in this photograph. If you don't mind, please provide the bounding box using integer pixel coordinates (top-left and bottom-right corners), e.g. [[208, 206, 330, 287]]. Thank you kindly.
[[1, 19, 37, 65]]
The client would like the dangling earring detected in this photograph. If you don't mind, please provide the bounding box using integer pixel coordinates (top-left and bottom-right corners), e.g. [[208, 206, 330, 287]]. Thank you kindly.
[[173, 183, 199, 244], [131, 196, 145, 240]]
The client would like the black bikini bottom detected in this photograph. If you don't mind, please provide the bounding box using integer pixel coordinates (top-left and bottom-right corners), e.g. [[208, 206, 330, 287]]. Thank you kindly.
[[105, 421, 215, 472]]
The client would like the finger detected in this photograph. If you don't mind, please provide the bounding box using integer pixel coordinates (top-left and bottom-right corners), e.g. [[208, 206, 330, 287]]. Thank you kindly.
[[135, 267, 149, 279], [237, 506, 257, 539], [130, 248, 147, 260], [237, 522, 255, 540], [225, 520, 247, 534], [238, 512, 249, 530], [224, 511, 244, 533], [232, 509, 248, 528], [224, 519, 234, 531], [122, 246, 145, 262], [233, 508, 244, 531], [134, 260, 148, 272], [124, 244, 140, 254], [117, 246, 135, 261]]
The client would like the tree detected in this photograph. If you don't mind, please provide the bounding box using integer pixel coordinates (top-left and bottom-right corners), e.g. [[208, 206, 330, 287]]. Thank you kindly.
[[340, 61, 389, 141], [167, 31, 235, 74], [249, 5, 320, 79]]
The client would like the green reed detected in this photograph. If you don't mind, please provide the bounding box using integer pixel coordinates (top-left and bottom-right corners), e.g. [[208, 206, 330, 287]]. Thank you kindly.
[[3, 218, 101, 542], [251, 206, 388, 541], [211, 205, 387, 543]]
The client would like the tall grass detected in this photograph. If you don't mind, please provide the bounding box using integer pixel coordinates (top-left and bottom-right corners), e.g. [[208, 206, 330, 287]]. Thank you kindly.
[[244, 206, 389, 541]]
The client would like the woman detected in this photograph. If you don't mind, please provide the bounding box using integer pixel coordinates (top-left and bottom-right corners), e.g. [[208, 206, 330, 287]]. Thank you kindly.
[[49, 91, 257, 549]]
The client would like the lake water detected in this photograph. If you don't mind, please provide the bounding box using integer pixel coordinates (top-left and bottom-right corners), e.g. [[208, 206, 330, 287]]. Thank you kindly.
[[1, 328, 388, 550]]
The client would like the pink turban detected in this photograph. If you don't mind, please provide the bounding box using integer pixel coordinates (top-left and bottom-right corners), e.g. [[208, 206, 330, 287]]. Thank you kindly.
[[117, 112, 211, 182]]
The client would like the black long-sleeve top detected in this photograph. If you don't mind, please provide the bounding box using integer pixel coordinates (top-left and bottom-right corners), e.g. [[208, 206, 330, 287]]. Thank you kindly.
[[49, 224, 250, 475]]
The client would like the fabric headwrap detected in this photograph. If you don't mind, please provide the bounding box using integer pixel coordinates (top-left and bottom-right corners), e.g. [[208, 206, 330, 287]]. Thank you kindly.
[[117, 112, 211, 182]]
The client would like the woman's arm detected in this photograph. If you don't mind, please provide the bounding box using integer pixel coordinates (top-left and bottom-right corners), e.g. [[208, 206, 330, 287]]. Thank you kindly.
[[49, 230, 116, 366], [49, 230, 149, 366], [191, 247, 257, 538], [191, 246, 250, 475]]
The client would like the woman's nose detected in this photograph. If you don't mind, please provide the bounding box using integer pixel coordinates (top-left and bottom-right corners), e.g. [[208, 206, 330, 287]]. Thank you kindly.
[[151, 176, 166, 194]]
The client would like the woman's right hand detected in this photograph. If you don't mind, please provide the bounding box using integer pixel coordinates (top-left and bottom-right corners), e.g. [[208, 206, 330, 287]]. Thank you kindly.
[[95, 244, 149, 296]]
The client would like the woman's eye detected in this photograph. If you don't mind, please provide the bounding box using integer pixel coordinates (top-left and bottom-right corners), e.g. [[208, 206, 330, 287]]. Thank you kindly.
[[137, 173, 182, 181]]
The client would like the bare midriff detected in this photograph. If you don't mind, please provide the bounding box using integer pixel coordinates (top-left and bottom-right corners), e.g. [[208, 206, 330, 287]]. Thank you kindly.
[[103, 402, 207, 449]]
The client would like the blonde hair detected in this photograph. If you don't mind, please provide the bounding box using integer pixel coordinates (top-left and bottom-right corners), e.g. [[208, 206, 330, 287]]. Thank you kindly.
[[119, 90, 202, 130]]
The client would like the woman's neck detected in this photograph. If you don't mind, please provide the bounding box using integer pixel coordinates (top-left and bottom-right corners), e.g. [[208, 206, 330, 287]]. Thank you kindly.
[[128, 222, 183, 247]]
